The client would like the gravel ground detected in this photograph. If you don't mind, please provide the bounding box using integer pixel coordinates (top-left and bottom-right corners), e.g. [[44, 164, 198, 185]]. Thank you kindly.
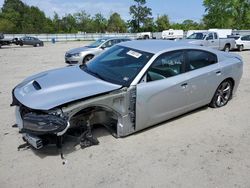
[[0, 42, 250, 188]]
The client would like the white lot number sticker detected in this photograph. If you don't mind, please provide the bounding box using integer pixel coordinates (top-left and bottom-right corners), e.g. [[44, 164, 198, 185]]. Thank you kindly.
[[127, 50, 142, 58]]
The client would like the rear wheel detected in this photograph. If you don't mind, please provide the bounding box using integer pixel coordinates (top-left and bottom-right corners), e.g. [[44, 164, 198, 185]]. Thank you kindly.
[[238, 45, 243, 51], [223, 44, 230, 52], [82, 55, 94, 64], [209, 80, 233, 108]]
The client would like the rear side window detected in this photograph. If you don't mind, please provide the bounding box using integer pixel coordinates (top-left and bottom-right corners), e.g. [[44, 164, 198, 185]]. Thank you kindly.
[[187, 50, 217, 71], [214, 33, 218, 39], [241, 35, 250, 41], [207, 33, 213, 40]]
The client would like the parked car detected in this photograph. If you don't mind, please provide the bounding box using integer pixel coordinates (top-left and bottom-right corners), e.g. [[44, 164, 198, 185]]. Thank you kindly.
[[65, 37, 131, 64], [184, 31, 236, 51], [228, 35, 250, 51], [11, 40, 243, 150], [19, 36, 44, 47]]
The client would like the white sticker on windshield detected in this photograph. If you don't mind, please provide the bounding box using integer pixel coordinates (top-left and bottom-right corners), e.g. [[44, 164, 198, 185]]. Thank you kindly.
[[127, 50, 142, 58]]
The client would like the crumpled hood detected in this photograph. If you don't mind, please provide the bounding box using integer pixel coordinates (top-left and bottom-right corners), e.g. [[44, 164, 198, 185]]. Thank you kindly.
[[67, 46, 96, 54], [14, 66, 121, 110]]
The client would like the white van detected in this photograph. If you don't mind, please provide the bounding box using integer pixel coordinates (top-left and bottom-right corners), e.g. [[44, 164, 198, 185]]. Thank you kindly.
[[162, 29, 184, 40]]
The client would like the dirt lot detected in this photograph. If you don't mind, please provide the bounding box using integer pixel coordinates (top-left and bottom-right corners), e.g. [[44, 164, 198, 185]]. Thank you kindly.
[[0, 42, 250, 188]]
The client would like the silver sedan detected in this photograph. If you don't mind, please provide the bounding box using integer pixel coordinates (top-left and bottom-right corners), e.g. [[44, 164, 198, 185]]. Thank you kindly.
[[65, 37, 131, 64], [12, 40, 243, 150]]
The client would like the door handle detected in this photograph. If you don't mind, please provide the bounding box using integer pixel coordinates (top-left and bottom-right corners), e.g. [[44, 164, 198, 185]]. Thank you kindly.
[[181, 83, 188, 88], [211, 41, 214, 43], [216, 70, 221, 75]]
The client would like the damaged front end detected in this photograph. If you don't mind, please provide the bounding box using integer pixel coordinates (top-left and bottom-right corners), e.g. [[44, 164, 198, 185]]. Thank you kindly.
[[11, 85, 137, 151], [14, 104, 102, 150], [14, 104, 70, 149]]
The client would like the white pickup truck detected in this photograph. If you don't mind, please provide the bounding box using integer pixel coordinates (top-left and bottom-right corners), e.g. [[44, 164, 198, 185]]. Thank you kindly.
[[183, 31, 236, 51]]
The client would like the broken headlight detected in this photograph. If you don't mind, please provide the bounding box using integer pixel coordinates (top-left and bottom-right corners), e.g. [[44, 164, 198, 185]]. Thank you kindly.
[[22, 113, 68, 135]]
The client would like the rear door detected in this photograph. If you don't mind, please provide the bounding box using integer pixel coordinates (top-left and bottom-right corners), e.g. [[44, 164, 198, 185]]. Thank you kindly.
[[184, 49, 220, 110], [207, 33, 219, 49], [136, 50, 190, 131]]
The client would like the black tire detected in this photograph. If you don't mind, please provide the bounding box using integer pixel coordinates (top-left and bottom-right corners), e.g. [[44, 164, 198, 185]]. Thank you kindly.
[[209, 79, 233, 108], [238, 45, 243, 52], [20, 42, 23, 46], [223, 44, 230, 52], [82, 55, 94, 64], [40, 42, 44, 47], [144, 35, 149, 40]]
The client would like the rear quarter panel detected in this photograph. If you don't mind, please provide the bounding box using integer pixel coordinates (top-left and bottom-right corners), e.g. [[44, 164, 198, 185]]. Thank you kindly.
[[218, 53, 243, 95]]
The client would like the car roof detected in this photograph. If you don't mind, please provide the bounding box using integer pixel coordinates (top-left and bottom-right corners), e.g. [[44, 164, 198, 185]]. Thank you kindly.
[[119, 40, 203, 54]]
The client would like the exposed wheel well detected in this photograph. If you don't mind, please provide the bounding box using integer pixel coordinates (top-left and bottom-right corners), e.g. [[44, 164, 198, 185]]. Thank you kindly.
[[225, 43, 231, 48], [69, 106, 119, 136]]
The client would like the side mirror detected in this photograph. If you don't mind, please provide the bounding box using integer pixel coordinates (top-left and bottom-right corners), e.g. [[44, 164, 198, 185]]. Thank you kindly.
[[100, 46, 105, 50]]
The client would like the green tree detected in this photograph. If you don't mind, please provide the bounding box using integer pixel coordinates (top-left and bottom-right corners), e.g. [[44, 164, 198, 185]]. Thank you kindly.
[[232, 0, 250, 29], [1, 0, 26, 32], [155, 14, 170, 31], [203, 0, 250, 29], [52, 12, 61, 33], [0, 0, 55, 33], [129, 0, 152, 32], [0, 18, 15, 32], [74, 11, 93, 32], [107, 12, 127, 33], [92, 13, 107, 33], [60, 14, 77, 33], [181, 19, 200, 30]]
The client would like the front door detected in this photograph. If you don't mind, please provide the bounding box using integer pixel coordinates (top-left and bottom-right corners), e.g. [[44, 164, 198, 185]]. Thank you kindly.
[[135, 50, 190, 131]]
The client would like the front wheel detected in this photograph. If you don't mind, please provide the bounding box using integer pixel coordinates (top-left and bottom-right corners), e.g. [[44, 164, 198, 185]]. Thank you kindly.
[[209, 80, 233, 108], [82, 55, 94, 64]]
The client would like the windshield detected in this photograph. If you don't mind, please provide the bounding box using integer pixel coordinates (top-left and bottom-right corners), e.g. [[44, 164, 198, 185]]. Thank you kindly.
[[86, 39, 107, 48], [81, 45, 154, 86], [187, 33, 206, 40]]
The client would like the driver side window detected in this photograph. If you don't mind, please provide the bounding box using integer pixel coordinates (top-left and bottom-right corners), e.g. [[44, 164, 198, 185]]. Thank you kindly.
[[102, 40, 114, 48], [207, 33, 213, 40], [146, 51, 185, 82]]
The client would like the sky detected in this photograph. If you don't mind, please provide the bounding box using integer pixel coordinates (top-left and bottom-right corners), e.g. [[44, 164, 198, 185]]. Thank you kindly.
[[0, 0, 205, 23]]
